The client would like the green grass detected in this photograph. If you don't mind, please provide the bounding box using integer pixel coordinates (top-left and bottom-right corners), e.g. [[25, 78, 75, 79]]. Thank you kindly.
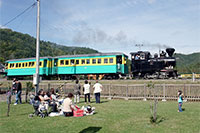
[[0, 99, 200, 133]]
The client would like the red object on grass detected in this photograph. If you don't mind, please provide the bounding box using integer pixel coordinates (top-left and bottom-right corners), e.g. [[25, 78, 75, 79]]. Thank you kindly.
[[73, 109, 84, 117]]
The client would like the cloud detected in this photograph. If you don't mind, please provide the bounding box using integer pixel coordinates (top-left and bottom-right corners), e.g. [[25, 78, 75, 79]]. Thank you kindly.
[[72, 23, 129, 45], [147, 0, 156, 4], [0, 0, 1, 8]]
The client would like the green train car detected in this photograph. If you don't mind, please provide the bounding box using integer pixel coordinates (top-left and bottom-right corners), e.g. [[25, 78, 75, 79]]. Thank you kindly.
[[5, 53, 129, 79], [54, 53, 128, 79], [6, 57, 53, 79]]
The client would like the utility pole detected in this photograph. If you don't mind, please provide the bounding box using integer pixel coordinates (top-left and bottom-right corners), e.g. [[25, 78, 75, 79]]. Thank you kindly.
[[35, 0, 40, 95]]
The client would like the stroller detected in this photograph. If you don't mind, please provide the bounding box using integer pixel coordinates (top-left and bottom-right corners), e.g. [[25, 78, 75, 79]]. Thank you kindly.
[[30, 95, 49, 118]]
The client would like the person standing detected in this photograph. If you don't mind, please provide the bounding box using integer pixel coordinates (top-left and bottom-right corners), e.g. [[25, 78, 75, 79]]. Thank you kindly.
[[178, 90, 183, 112], [14, 79, 22, 105], [74, 80, 81, 104], [93, 80, 103, 103], [83, 80, 90, 104]]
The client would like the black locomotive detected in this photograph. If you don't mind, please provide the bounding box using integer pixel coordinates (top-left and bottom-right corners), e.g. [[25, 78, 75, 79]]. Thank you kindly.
[[130, 48, 177, 79]]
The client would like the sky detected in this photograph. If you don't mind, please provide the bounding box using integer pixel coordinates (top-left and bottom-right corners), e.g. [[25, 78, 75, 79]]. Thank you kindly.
[[0, 0, 200, 56]]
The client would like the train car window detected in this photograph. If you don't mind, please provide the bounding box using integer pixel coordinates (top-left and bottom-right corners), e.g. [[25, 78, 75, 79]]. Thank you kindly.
[[32, 62, 35, 66], [71, 59, 75, 65], [22, 63, 25, 67], [81, 59, 85, 64], [9, 64, 12, 68], [117, 56, 122, 64], [19, 63, 21, 68], [104, 58, 108, 64], [135, 55, 140, 60], [109, 58, 113, 63], [86, 59, 90, 64], [92, 59, 96, 64], [140, 53, 145, 60], [16, 63, 19, 68], [25, 63, 28, 67], [76, 60, 79, 65], [29, 62, 31, 67], [39, 62, 42, 66], [60, 60, 64, 65], [98, 59, 101, 64], [65, 60, 69, 65]]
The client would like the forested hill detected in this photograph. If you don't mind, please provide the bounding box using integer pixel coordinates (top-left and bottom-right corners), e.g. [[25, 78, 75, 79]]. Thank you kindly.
[[175, 53, 200, 74], [0, 28, 98, 63], [0, 28, 199, 74]]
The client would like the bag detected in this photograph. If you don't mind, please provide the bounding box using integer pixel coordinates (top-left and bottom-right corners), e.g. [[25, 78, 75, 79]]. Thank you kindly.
[[73, 109, 84, 117]]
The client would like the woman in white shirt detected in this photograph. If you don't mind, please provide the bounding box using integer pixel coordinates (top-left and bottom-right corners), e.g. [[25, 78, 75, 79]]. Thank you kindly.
[[83, 80, 91, 104]]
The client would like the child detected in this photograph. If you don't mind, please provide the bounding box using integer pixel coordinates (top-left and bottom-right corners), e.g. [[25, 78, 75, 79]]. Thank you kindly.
[[178, 90, 183, 112]]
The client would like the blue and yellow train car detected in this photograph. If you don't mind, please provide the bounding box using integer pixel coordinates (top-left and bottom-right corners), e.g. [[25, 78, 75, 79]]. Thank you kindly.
[[6, 57, 53, 78], [5, 53, 128, 79], [53, 53, 129, 79]]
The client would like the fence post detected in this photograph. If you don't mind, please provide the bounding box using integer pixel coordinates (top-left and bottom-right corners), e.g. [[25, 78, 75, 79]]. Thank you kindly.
[[162, 83, 166, 101], [108, 83, 112, 100], [183, 84, 187, 102], [48, 83, 50, 91], [143, 83, 147, 101], [125, 84, 129, 100]]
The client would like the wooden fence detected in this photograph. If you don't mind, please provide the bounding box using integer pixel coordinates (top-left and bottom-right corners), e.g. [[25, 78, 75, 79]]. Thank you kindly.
[[39, 83, 200, 101]]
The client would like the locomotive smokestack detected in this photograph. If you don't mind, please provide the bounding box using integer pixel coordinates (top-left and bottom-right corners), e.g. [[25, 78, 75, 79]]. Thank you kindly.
[[166, 48, 175, 57]]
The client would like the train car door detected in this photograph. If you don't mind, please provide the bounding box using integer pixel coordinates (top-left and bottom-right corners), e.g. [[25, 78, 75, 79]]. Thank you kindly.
[[43, 59, 48, 75], [53, 58, 58, 74], [70, 59, 75, 74], [116, 55, 122, 73]]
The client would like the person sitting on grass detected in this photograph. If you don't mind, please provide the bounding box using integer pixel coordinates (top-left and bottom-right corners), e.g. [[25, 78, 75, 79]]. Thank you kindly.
[[38, 89, 50, 111], [38, 89, 50, 102], [62, 93, 77, 117], [178, 90, 183, 112]]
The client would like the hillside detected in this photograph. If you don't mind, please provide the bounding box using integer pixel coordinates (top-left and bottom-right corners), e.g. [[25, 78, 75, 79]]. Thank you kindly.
[[0, 28, 199, 74], [175, 53, 200, 74], [0, 28, 98, 63]]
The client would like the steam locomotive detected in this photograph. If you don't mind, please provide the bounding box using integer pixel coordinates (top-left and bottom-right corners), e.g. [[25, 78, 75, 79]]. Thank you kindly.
[[130, 48, 177, 79]]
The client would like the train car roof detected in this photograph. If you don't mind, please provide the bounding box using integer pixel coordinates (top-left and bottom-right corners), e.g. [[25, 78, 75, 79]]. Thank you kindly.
[[55, 52, 128, 58], [5, 52, 128, 62], [6, 56, 52, 62]]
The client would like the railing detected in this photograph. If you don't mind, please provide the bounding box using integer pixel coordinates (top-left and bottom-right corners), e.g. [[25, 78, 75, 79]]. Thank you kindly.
[[39, 83, 200, 101]]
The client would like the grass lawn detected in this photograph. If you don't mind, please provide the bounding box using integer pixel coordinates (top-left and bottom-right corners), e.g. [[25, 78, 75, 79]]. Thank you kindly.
[[0, 99, 200, 133]]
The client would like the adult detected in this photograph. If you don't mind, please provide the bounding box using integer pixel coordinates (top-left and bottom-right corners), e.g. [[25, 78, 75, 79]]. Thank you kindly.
[[74, 80, 81, 104], [50, 88, 57, 101], [83, 80, 90, 104], [38, 89, 50, 111], [14, 79, 22, 105], [62, 93, 76, 117], [38, 89, 50, 102], [93, 80, 103, 103]]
